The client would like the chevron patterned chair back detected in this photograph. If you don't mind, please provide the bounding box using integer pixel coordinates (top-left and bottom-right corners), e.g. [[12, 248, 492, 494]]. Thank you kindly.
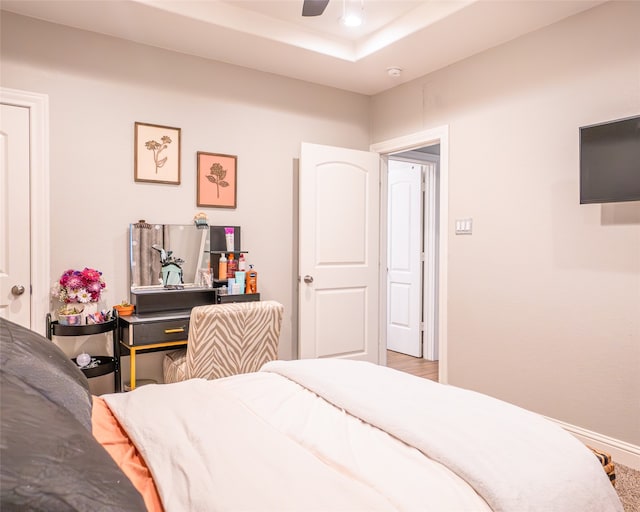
[[163, 300, 284, 383]]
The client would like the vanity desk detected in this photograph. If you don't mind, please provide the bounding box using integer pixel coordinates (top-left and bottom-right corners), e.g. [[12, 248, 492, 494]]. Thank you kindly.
[[119, 291, 260, 390], [118, 287, 214, 390], [122, 222, 259, 390]]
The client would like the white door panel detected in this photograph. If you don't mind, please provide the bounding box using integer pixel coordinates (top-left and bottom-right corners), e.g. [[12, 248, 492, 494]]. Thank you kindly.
[[389, 282, 410, 325], [316, 162, 367, 263], [387, 160, 422, 357], [315, 288, 367, 357], [0, 104, 31, 327], [299, 142, 380, 362]]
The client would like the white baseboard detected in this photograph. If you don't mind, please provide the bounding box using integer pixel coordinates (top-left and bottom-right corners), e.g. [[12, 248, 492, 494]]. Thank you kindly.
[[547, 416, 640, 470]]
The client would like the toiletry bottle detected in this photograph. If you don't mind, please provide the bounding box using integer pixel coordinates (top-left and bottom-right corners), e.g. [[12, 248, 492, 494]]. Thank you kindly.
[[218, 253, 227, 281], [225, 227, 235, 252], [234, 271, 246, 294], [246, 265, 258, 294], [227, 253, 238, 279], [238, 253, 246, 271]]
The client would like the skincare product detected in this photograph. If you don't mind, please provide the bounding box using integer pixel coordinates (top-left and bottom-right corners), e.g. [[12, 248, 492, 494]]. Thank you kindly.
[[246, 265, 258, 294], [235, 271, 246, 294], [238, 253, 246, 271], [218, 253, 227, 281], [227, 253, 238, 279], [225, 227, 235, 252]]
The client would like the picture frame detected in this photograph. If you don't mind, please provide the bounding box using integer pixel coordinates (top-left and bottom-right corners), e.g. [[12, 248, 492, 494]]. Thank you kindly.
[[197, 152, 237, 208], [134, 122, 181, 184]]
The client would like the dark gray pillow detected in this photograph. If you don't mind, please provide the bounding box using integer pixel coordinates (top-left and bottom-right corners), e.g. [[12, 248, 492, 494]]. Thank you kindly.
[[0, 371, 146, 511], [0, 318, 92, 430]]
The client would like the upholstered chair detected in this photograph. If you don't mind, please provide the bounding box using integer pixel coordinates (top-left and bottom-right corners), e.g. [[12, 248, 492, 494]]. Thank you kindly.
[[163, 300, 284, 383]]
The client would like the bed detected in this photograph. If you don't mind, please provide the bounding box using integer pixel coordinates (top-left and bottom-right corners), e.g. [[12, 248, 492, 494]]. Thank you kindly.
[[1, 318, 623, 512]]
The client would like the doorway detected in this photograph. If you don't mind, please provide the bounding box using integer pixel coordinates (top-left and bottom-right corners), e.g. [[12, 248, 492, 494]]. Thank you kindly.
[[387, 146, 440, 361], [371, 126, 449, 383]]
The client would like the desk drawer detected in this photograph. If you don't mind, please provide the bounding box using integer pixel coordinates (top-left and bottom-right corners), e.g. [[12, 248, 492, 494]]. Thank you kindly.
[[124, 318, 190, 346]]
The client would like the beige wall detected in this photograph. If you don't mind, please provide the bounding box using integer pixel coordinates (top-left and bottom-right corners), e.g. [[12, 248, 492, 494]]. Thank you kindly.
[[372, 1, 640, 445], [1, 12, 370, 376], [2, 2, 639, 445]]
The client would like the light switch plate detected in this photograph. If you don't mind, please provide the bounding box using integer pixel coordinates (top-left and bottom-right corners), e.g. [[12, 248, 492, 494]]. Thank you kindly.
[[455, 218, 473, 235]]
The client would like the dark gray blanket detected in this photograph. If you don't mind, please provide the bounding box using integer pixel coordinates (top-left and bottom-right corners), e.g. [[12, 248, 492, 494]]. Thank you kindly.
[[0, 318, 146, 511]]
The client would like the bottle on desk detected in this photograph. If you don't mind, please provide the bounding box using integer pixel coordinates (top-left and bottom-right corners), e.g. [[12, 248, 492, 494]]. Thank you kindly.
[[235, 271, 246, 294], [218, 253, 227, 281], [227, 253, 238, 279], [246, 265, 258, 294]]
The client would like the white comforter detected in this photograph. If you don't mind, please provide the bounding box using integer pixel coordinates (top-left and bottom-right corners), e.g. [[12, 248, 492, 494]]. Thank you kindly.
[[103, 359, 622, 512]]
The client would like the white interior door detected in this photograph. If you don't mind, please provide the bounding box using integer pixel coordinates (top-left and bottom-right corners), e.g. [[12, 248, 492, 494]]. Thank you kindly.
[[299, 142, 380, 362], [387, 160, 422, 357], [0, 103, 31, 327]]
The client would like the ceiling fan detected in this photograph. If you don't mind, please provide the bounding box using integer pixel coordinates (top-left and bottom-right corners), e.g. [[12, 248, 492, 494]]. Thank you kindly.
[[302, 0, 330, 17]]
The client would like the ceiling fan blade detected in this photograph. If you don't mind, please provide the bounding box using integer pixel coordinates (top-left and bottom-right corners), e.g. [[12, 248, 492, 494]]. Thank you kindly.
[[302, 0, 330, 17]]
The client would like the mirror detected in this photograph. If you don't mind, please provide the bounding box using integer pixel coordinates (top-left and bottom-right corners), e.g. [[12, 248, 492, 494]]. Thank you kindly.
[[129, 222, 209, 290]]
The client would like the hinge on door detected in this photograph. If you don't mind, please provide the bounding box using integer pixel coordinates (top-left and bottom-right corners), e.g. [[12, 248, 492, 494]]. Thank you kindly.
[[421, 252, 425, 262], [420, 322, 425, 331]]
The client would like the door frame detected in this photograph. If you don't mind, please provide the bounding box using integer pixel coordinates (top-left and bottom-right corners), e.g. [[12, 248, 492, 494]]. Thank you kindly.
[[0, 87, 50, 335], [371, 125, 449, 383]]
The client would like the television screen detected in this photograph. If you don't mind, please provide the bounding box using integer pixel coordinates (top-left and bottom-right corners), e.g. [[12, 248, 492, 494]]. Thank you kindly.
[[579, 115, 640, 204]]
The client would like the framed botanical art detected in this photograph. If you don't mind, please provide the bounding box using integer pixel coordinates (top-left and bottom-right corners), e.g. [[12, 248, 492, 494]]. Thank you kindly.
[[197, 152, 237, 208], [134, 122, 181, 184]]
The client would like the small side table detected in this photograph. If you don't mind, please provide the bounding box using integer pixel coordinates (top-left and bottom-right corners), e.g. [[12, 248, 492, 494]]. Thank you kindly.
[[46, 313, 120, 392]]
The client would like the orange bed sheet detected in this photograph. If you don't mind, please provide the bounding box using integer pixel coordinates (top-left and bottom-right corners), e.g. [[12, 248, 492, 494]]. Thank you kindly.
[[92, 396, 163, 512]]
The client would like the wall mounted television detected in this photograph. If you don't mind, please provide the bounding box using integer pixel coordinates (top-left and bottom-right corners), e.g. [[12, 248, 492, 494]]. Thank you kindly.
[[579, 114, 640, 204]]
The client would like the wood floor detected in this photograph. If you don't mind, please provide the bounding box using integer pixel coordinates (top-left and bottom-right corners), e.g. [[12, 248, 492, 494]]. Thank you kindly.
[[386, 350, 439, 381]]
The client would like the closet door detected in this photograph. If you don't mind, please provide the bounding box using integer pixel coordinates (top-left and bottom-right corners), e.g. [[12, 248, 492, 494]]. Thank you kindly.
[[387, 160, 422, 357], [0, 103, 31, 328]]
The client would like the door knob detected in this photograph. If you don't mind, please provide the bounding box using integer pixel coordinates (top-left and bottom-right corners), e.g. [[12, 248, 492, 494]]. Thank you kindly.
[[303, 275, 314, 284], [11, 285, 26, 296]]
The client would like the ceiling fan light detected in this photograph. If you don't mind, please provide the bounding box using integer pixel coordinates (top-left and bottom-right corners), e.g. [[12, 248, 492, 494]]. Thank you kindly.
[[340, 0, 364, 27], [341, 13, 363, 27]]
